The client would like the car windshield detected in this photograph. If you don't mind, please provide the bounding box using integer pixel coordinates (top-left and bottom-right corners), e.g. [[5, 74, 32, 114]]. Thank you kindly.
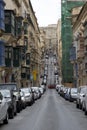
[[0, 90, 11, 98], [0, 84, 17, 91], [32, 87, 39, 91], [28, 88, 32, 93], [21, 88, 29, 93], [71, 88, 77, 94], [80, 87, 87, 93]]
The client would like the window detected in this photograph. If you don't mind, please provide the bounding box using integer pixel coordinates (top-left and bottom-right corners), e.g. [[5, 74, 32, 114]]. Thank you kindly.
[[5, 47, 12, 59]]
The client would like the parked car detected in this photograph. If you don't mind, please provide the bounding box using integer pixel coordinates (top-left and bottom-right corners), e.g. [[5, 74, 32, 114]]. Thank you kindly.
[[0, 92, 8, 124], [41, 84, 46, 92], [39, 87, 44, 95], [31, 88, 38, 100], [32, 87, 41, 99], [20, 91, 26, 109], [65, 88, 70, 100], [59, 86, 65, 97], [56, 84, 62, 91], [68, 88, 78, 102], [0, 83, 21, 113], [76, 86, 87, 109], [0, 89, 16, 119], [20, 88, 33, 106], [28, 87, 34, 104]]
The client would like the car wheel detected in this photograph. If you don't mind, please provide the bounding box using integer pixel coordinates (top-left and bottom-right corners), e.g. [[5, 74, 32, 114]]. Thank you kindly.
[[3, 112, 8, 124], [85, 105, 87, 115], [76, 102, 79, 108], [14, 110, 17, 116], [79, 103, 82, 109], [10, 110, 14, 119], [85, 110, 87, 115], [82, 103, 85, 111], [17, 104, 20, 113]]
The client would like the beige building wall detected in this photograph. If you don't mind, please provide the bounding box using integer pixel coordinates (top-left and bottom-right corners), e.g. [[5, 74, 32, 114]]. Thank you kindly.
[[72, 2, 87, 86], [57, 19, 62, 84], [40, 28, 46, 84], [41, 24, 57, 53], [1, 0, 41, 87]]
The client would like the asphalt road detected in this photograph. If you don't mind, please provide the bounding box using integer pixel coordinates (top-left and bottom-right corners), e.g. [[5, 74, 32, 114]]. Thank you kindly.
[[48, 56, 55, 85], [0, 89, 87, 130]]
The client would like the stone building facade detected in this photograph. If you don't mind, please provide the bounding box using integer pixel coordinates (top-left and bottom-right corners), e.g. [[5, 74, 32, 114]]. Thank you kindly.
[[57, 19, 62, 84], [70, 2, 87, 87], [0, 0, 41, 87], [41, 24, 57, 54]]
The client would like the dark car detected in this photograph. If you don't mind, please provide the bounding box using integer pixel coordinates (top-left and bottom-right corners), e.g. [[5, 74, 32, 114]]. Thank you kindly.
[[0, 83, 21, 113], [0, 89, 16, 119]]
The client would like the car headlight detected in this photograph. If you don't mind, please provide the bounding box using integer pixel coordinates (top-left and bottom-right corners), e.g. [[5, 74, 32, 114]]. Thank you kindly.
[[21, 97, 25, 101]]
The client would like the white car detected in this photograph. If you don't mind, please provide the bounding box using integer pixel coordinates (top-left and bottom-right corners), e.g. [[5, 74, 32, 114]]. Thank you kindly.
[[21, 88, 33, 105], [76, 86, 87, 109], [0, 92, 8, 124], [39, 87, 44, 94]]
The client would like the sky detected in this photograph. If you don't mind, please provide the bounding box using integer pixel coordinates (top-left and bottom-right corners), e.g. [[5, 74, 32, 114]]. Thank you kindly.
[[31, 0, 61, 27]]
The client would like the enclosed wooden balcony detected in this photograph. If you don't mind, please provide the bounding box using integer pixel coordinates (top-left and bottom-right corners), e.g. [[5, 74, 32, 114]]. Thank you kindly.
[[77, 49, 84, 59]]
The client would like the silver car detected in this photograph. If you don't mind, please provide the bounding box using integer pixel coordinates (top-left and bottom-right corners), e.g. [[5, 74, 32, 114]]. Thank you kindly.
[[21, 88, 33, 106], [76, 86, 87, 109], [0, 92, 8, 124]]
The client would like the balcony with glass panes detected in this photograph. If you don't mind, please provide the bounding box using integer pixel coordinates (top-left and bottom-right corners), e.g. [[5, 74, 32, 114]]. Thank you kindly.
[[21, 66, 26, 79], [5, 46, 13, 67], [15, 16, 23, 39], [5, 10, 15, 36], [23, 19, 29, 37]]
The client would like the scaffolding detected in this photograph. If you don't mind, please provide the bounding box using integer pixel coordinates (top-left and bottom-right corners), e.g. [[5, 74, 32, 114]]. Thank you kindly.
[[61, 0, 85, 85]]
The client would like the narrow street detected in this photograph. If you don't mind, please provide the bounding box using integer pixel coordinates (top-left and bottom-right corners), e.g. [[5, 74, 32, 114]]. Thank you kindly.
[[1, 89, 87, 130], [48, 56, 55, 85]]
